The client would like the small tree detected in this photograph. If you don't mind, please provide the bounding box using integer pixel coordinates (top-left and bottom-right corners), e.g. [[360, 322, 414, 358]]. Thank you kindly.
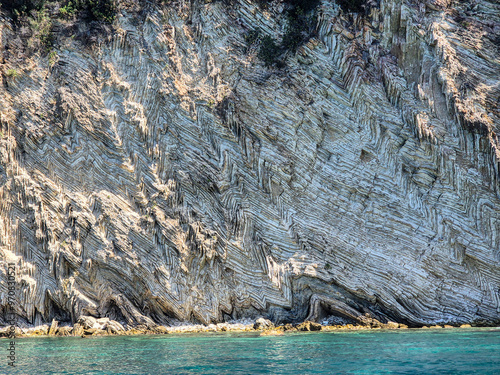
[[258, 35, 280, 66]]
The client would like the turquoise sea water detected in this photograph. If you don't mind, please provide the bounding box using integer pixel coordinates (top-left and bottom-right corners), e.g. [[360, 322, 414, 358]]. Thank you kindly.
[[4, 328, 500, 374]]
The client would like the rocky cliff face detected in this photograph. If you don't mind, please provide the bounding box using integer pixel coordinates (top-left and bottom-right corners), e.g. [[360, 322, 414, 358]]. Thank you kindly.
[[1, 0, 499, 327]]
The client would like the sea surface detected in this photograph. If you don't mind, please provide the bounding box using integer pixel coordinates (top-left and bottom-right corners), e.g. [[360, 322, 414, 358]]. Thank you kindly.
[[5, 328, 500, 374]]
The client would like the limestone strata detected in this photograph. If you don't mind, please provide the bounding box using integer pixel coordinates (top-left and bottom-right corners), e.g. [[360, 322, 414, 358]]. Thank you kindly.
[[0, 0, 500, 328]]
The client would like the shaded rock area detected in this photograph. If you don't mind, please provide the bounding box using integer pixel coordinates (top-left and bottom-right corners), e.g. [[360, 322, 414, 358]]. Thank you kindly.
[[0, 0, 499, 330]]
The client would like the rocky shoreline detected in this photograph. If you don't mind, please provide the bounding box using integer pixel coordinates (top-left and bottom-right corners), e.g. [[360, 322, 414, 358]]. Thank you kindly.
[[0, 316, 482, 339], [1, 0, 500, 330]]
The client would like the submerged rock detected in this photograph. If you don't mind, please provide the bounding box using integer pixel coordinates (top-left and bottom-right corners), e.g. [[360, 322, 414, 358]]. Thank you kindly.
[[260, 330, 284, 336]]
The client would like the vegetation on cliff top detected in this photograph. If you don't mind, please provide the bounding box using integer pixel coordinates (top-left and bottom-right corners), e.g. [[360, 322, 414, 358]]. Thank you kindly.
[[0, 0, 117, 52], [0, 0, 366, 60], [0, 0, 117, 22], [252, 0, 367, 66]]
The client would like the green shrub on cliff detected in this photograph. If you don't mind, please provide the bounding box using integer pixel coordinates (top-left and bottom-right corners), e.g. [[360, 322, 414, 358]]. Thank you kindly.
[[0, 0, 117, 53], [254, 0, 319, 66], [32, 9, 54, 51], [60, 0, 116, 23], [59, 1, 77, 19], [258, 35, 280, 66], [0, 0, 39, 13], [0, 0, 116, 23], [282, 4, 316, 53], [337, 0, 365, 13], [87, 0, 116, 23], [0, 0, 40, 20], [6, 68, 19, 78]]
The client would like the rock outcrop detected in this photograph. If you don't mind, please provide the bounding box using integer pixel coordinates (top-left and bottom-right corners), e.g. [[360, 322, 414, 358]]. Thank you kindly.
[[0, 0, 499, 328], [254, 317, 274, 330]]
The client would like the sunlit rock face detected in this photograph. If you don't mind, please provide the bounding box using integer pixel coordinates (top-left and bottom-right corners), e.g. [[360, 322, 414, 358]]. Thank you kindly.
[[1, 0, 499, 327]]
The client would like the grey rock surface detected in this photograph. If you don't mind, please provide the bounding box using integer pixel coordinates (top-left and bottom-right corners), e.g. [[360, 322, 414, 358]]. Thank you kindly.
[[0, 0, 499, 327]]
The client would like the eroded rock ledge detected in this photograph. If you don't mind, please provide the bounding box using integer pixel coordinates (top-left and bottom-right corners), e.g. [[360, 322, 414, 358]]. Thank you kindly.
[[0, 315, 485, 338], [1, 0, 499, 329]]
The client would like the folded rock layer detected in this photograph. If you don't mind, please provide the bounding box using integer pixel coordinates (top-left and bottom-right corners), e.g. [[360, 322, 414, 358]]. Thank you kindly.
[[0, 0, 499, 327]]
